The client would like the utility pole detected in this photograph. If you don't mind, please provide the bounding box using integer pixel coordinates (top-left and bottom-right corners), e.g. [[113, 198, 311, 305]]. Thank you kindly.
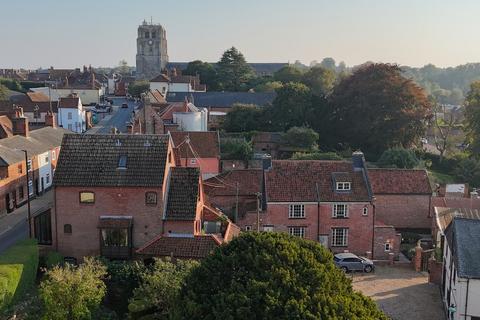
[[255, 192, 261, 232], [22, 150, 32, 239]]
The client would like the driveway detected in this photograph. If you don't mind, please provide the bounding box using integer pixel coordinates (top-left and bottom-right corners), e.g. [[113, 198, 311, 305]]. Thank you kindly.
[[352, 265, 445, 320]]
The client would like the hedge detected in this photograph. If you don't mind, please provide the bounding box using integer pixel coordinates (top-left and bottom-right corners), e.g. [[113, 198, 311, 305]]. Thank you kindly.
[[0, 239, 39, 311]]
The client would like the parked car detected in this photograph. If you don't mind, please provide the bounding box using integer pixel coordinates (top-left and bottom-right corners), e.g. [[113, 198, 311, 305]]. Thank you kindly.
[[334, 253, 375, 273], [122, 102, 128, 108]]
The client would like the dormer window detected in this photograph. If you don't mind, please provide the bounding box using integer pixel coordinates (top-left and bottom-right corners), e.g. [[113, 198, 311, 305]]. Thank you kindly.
[[118, 155, 127, 169], [336, 182, 351, 191]]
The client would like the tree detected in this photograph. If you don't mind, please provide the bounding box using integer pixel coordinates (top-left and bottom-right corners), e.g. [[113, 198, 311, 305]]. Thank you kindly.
[[267, 82, 313, 131], [183, 60, 219, 91], [128, 80, 150, 98], [220, 139, 253, 161], [217, 47, 255, 91], [301, 66, 336, 97], [128, 258, 198, 320], [464, 81, 480, 153], [378, 148, 419, 169], [0, 78, 22, 92], [454, 158, 480, 187], [223, 104, 264, 132], [320, 57, 336, 71], [117, 59, 130, 75], [0, 84, 8, 101], [283, 126, 319, 150], [431, 103, 459, 161], [176, 232, 387, 320], [39, 257, 107, 320], [273, 65, 304, 83], [329, 63, 432, 156], [292, 151, 342, 160], [254, 81, 283, 92]]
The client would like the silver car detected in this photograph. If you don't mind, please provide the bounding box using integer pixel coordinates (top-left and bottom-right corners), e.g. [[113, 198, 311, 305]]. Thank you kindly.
[[334, 253, 374, 273]]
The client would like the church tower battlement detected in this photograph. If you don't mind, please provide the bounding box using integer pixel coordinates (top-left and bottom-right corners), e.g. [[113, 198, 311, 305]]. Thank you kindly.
[[135, 20, 168, 80]]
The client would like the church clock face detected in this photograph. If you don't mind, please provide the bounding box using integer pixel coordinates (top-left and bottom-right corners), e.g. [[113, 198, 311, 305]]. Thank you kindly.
[[148, 40, 153, 45]]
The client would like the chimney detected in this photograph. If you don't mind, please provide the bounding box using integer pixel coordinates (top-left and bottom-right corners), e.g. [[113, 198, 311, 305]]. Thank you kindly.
[[11, 106, 29, 137], [126, 122, 134, 134], [352, 150, 366, 171], [45, 111, 56, 128], [83, 65, 87, 73]]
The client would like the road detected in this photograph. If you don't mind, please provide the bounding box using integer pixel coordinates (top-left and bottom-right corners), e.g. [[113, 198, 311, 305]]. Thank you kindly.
[[91, 97, 138, 134], [0, 220, 28, 254]]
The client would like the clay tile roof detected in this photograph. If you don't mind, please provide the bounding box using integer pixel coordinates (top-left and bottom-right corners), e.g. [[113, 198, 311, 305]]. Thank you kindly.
[[204, 169, 263, 197], [0, 116, 13, 137], [170, 131, 219, 159], [136, 234, 221, 259], [165, 167, 200, 220], [26, 91, 50, 102], [265, 160, 370, 202], [54, 134, 170, 187], [59, 97, 80, 108], [150, 74, 170, 82], [368, 168, 432, 195]]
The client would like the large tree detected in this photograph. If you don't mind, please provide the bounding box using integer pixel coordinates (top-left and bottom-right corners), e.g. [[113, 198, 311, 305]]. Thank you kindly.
[[128, 80, 150, 98], [176, 232, 387, 320], [217, 47, 255, 91], [464, 81, 480, 153], [273, 65, 304, 83], [329, 63, 432, 156], [301, 66, 336, 97], [283, 126, 319, 150], [0, 84, 8, 101], [223, 104, 264, 132], [183, 60, 219, 91]]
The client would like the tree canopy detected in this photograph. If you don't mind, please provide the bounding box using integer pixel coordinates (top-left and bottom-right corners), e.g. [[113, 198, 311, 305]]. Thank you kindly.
[[128, 80, 150, 98], [273, 65, 304, 83], [464, 81, 480, 153], [0, 84, 8, 101], [329, 63, 432, 156], [223, 104, 264, 132], [183, 60, 219, 91], [377, 148, 419, 169], [283, 126, 319, 150], [176, 232, 387, 320], [301, 66, 336, 97], [217, 47, 255, 91]]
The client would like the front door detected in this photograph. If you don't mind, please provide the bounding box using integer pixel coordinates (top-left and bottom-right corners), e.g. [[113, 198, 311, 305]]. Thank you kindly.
[[40, 177, 44, 194]]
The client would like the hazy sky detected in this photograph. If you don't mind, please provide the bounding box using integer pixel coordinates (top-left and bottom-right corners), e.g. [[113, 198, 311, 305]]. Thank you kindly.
[[1, 0, 480, 69]]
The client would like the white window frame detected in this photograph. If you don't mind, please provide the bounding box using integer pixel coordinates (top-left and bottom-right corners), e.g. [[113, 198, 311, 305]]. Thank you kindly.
[[67, 112, 72, 120], [45, 155, 49, 163], [263, 225, 274, 232], [331, 228, 348, 247], [362, 207, 368, 216], [245, 225, 252, 232], [289, 204, 305, 219], [333, 204, 348, 218], [190, 158, 197, 165], [27, 159, 32, 172], [28, 180, 33, 195], [384, 243, 391, 252], [288, 226, 306, 238], [336, 182, 351, 191]]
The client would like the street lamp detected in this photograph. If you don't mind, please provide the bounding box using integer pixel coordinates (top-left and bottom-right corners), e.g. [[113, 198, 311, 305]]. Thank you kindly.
[[21, 149, 32, 239]]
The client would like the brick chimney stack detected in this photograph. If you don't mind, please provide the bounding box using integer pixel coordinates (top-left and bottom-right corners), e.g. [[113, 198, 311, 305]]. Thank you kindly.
[[45, 111, 56, 128], [11, 106, 29, 137]]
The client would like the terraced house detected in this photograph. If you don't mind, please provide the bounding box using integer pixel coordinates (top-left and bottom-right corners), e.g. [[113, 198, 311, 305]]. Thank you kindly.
[[52, 134, 238, 261]]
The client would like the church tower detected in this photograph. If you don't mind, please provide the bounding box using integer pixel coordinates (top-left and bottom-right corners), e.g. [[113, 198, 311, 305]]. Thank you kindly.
[[135, 20, 168, 80]]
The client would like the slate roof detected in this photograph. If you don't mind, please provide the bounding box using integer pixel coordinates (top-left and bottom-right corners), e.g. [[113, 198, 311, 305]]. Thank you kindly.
[[204, 169, 263, 197], [165, 167, 200, 220], [165, 92, 276, 108], [170, 131, 219, 159], [368, 168, 432, 195], [136, 234, 221, 259], [54, 134, 170, 187], [445, 217, 480, 279], [265, 160, 371, 202]]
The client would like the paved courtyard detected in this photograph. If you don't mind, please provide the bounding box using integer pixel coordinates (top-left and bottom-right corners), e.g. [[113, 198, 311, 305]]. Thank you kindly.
[[352, 265, 445, 320]]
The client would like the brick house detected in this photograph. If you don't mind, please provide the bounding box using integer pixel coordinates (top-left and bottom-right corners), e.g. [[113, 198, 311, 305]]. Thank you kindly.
[[369, 169, 432, 231], [170, 131, 220, 179], [53, 134, 238, 261]]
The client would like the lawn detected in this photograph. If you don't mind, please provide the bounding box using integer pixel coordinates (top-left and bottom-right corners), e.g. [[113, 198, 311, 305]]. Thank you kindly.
[[0, 239, 38, 312]]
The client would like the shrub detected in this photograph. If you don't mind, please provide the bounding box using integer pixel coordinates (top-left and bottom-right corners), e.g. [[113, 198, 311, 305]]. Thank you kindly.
[[220, 139, 253, 161], [292, 151, 342, 160], [40, 257, 107, 320], [176, 232, 387, 319], [0, 239, 38, 311], [378, 148, 419, 169], [44, 251, 64, 269], [283, 126, 319, 150]]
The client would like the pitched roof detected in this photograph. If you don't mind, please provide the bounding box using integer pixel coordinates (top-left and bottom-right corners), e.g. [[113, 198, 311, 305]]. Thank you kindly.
[[204, 169, 263, 197], [445, 218, 480, 279], [26, 91, 50, 102], [6, 92, 58, 113], [435, 206, 480, 233], [136, 234, 221, 259], [150, 74, 170, 82], [368, 168, 432, 195], [58, 97, 80, 108], [170, 131, 219, 159], [0, 116, 13, 137], [54, 134, 170, 187], [165, 167, 200, 220], [265, 160, 371, 202], [166, 92, 276, 108]]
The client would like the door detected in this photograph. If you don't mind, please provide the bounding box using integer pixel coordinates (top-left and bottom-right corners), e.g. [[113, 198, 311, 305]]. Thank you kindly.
[[5, 193, 12, 213], [41, 177, 44, 194], [34, 210, 52, 245]]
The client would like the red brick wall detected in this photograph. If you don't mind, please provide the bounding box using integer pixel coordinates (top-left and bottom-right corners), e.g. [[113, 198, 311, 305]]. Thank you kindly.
[[54, 186, 165, 260], [373, 225, 401, 260], [178, 157, 220, 177], [374, 194, 432, 230], [238, 202, 374, 257]]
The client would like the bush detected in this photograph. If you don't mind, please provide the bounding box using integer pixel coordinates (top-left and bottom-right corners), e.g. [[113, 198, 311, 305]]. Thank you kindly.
[[44, 251, 64, 269], [283, 126, 319, 150], [378, 148, 419, 169], [176, 232, 387, 319], [220, 139, 253, 161], [292, 151, 342, 160], [0, 239, 38, 311]]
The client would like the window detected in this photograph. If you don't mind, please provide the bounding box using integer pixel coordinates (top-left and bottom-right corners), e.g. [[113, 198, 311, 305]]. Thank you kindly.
[[245, 225, 252, 231], [384, 243, 391, 252], [145, 31, 150, 38], [64, 224, 72, 234], [46, 173, 50, 184], [152, 31, 156, 38], [101, 228, 128, 247], [333, 204, 348, 218], [263, 225, 274, 232], [145, 192, 157, 205], [363, 207, 368, 216], [45, 155, 49, 163], [28, 180, 33, 195], [168, 152, 172, 164], [190, 158, 197, 165], [331, 228, 348, 247], [118, 155, 127, 169], [336, 182, 351, 191], [79, 191, 95, 203], [18, 186, 24, 200], [289, 204, 305, 218], [17, 164, 22, 174], [67, 112, 72, 120], [52, 150, 56, 160], [27, 160, 32, 172], [288, 226, 306, 238], [68, 123, 73, 131]]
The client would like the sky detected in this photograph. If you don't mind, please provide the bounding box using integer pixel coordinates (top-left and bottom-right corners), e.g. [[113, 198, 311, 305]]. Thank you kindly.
[[1, 0, 480, 69]]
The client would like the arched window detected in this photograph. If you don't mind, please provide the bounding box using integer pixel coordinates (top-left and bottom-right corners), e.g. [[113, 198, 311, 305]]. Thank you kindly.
[[64, 224, 72, 234]]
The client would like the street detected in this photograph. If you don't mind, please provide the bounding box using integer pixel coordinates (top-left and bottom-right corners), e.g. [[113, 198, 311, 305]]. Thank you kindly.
[[89, 97, 138, 134]]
